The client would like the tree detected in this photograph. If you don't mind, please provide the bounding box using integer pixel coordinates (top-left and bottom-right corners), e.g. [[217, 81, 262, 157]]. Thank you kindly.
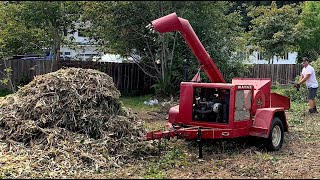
[[229, 1, 303, 32], [81, 1, 246, 97], [182, 2, 246, 82], [18, 1, 82, 70], [0, 2, 48, 57], [0, 2, 49, 92], [298, 1, 320, 61], [246, 1, 307, 64]]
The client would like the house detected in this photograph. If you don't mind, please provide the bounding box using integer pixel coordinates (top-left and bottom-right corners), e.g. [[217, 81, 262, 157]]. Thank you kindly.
[[243, 51, 297, 64], [60, 27, 134, 63], [94, 54, 134, 63], [60, 28, 100, 61]]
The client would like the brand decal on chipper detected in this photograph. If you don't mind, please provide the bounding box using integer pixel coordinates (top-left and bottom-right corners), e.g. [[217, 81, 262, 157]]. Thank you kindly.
[[237, 85, 252, 89]]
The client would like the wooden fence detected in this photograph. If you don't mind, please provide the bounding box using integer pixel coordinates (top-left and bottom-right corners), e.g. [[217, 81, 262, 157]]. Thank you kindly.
[[0, 60, 154, 95], [0, 59, 304, 94], [59, 61, 154, 95], [0, 59, 54, 91], [243, 64, 303, 85]]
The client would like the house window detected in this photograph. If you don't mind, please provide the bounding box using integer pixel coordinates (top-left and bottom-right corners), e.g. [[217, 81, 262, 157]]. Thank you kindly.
[[257, 52, 263, 60], [282, 52, 289, 60], [84, 53, 98, 57], [65, 52, 71, 55]]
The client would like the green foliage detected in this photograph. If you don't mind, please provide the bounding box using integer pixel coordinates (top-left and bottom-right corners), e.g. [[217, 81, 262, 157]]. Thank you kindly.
[[0, 89, 11, 97], [298, 1, 320, 60], [273, 58, 320, 123], [0, 1, 82, 62], [0, 66, 12, 86], [231, 1, 303, 32], [18, 1, 82, 63], [311, 56, 320, 80], [15, 76, 31, 88], [272, 75, 308, 104], [0, 2, 47, 56], [272, 85, 308, 124], [144, 148, 188, 179], [289, 101, 306, 125], [81, 1, 180, 97], [0, 57, 15, 92], [246, 1, 307, 64], [184, 1, 247, 83], [82, 1, 246, 97], [0, 78, 9, 86], [151, 71, 175, 98]]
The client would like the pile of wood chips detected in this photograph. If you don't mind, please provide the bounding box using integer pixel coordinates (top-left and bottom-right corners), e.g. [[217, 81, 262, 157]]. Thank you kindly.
[[0, 68, 157, 178]]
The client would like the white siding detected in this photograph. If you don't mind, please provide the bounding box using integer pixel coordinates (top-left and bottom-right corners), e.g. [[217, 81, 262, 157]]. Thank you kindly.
[[243, 51, 297, 64]]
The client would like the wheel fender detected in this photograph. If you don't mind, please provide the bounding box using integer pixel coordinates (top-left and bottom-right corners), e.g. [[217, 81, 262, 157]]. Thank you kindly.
[[249, 108, 286, 138], [168, 105, 180, 124]]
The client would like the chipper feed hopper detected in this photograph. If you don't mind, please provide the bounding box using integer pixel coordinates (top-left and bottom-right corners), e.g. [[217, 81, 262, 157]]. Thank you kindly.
[[145, 13, 290, 158]]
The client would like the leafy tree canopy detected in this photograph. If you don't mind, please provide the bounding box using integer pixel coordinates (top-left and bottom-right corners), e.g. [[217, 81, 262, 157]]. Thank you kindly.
[[18, 1, 82, 66], [246, 1, 308, 64], [0, 2, 47, 57], [81, 1, 247, 90], [297, 1, 320, 62]]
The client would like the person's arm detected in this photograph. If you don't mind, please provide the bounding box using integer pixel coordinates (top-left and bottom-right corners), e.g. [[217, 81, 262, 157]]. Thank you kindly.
[[298, 74, 311, 85], [299, 74, 304, 82]]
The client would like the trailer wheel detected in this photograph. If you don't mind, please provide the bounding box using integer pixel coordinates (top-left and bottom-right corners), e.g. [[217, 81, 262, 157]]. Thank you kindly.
[[265, 117, 284, 151]]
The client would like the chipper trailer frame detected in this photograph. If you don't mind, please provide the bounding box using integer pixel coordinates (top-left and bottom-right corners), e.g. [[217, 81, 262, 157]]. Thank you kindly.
[[145, 12, 290, 158]]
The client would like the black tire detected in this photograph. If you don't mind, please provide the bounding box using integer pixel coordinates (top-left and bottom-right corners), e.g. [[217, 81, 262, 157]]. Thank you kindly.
[[265, 117, 284, 151]]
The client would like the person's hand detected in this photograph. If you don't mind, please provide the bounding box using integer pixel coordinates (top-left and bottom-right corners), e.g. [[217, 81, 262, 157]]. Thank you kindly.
[[294, 83, 300, 91]]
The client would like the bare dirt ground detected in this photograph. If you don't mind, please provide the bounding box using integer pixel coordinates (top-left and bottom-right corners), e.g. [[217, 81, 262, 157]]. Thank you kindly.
[[103, 110, 320, 179]]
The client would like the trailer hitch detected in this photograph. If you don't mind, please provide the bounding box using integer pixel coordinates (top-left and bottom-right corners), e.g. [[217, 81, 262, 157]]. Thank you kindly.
[[145, 126, 217, 159]]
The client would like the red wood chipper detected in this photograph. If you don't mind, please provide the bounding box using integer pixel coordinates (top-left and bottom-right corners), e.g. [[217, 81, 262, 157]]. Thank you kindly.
[[145, 12, 290, 158]]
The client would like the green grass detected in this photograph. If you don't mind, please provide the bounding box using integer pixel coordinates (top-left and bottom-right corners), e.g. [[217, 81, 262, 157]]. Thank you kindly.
[[0, 89, 11, 97], [143, 147, 188, 179], [119, 94, 161, 112]]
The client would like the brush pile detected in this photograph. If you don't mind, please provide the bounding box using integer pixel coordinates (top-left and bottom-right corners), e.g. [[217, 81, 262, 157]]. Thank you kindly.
[[0, 68, 156, 178]]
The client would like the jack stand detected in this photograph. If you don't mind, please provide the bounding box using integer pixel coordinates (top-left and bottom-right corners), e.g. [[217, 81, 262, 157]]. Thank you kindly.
[[197, 128, 203, 159]]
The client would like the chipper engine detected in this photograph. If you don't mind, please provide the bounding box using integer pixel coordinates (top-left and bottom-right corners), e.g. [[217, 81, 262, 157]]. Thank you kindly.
[[145, 12, 290, 158]]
